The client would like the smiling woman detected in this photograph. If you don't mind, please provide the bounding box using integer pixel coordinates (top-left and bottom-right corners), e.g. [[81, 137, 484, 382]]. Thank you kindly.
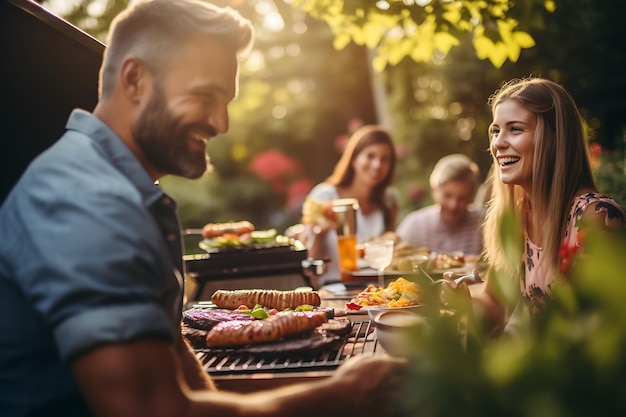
[[479, 77, 626, 336], [299, 125, 399, 286]]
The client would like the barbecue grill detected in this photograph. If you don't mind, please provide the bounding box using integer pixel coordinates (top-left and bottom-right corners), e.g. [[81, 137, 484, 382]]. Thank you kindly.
[[195, 319, 381, 391], [184, 242, 316, 301]]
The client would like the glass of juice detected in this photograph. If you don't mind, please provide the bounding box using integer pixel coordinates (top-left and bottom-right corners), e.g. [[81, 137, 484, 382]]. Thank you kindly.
[[337, 234, 358, 281], [332, 198, 359, 282]]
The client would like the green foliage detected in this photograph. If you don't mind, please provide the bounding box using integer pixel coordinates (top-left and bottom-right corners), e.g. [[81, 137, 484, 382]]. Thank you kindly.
[[396, 224, 626, 416], [289, 0, 550, 69], [594, 153, 626, 210]]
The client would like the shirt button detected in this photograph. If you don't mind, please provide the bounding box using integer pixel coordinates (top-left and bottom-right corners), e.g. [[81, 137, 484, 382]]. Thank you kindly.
[[167, 233, 177, 241]]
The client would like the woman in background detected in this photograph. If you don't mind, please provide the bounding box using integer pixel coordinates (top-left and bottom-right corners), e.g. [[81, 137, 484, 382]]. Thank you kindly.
[[302, 124, 399, 287], [475, 77, 625, 335]]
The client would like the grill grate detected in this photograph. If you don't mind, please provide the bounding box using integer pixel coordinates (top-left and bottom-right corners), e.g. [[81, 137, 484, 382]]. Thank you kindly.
[[196, 320, 379, 375]]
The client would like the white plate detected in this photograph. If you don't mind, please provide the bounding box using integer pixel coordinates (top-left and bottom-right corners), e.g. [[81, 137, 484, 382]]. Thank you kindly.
[[346, 304, 424, 319], [363, 304, 424, 320]]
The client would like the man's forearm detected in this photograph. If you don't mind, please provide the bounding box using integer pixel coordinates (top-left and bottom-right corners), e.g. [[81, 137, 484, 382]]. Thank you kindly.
[[188, 374, 367, 417], [176, 333, 216, 391]]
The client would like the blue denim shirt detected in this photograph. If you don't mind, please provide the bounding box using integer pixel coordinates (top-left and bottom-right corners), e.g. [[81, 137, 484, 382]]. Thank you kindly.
[[0, 110, 185, 416]]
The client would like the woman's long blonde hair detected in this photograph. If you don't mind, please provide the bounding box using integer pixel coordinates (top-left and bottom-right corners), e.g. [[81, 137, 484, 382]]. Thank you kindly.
[[483, 78, 596, 275]]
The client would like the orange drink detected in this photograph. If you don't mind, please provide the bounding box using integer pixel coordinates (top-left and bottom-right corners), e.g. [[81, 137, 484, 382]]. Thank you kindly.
[[337, 235, 358, 281]]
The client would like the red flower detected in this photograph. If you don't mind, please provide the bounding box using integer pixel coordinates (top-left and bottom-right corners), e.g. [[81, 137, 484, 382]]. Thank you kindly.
[[558, 230, 585, 273], [248, 149, 301, 181]]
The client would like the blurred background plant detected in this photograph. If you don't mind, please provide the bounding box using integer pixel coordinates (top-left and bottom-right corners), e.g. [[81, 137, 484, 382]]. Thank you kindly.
[[395, 215, 626, 417], [41, 0, 626, 246], [594, 149, 626, 210]]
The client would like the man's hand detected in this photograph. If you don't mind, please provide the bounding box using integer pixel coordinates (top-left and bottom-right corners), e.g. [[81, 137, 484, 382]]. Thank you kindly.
[[323, 354, 407, 416]]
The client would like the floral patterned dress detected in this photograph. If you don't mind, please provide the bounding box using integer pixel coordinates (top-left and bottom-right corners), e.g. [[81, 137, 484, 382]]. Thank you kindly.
[[522, 192, 625, 310]]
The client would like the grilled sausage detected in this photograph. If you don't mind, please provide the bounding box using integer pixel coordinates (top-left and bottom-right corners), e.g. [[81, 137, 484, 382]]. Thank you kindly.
[[211, 289, 321, 311], [201, 221, 255, 238], [205, 311, 328, 348]]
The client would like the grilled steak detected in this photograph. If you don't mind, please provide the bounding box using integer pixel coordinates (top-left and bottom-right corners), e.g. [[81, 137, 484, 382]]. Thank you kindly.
[[183, 308, 254, 330], [205, 311, 328, 348]]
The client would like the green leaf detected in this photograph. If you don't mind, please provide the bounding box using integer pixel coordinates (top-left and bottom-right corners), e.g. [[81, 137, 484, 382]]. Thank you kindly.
[[442, 6, 462, 25], [544, 0, 557, 13], [513, 31, 536, 49], [332, 32, 352, 50], [473, 33, 495, 60], [362, 21, 385, 48], [434, 31, 460, 54], [372, 53, 388, 72]]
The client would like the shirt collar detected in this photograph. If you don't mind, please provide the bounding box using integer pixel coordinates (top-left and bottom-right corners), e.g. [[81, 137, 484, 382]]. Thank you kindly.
[[65, 109, 165, 206]]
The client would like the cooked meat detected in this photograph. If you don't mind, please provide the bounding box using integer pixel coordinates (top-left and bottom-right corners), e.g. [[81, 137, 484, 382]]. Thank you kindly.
[[183, 308, 254, 330], [211, 289, 321, 311], [205, 311, 328, 348], [238, 331, 343, 358], [315, 318, 352, 337], [181, 325, 209, 348]]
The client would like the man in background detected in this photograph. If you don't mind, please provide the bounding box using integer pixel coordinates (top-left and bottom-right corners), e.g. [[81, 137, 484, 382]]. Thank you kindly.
[[397, 153, 484, 257]]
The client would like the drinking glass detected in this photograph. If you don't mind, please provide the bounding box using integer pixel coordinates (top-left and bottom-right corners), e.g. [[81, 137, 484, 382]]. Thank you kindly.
[[337, 234, 358, 281], [332, 198, 359, 282], [364, 239, 394, 288]]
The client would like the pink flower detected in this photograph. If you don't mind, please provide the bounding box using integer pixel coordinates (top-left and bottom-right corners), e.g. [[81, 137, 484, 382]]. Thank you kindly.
[[248, 149, 301, 181]]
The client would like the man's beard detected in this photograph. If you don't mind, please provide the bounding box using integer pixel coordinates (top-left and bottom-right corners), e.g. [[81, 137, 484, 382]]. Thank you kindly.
[[134, 86, 210, 179]]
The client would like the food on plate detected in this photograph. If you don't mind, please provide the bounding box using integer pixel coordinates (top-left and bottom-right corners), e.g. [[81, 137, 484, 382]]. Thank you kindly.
[[201, 220, 255, 239], [375, 232, 469, 272], [347, 277, 423, 310], [205, 311, 328, 348], [429, 252, 465, 270], [211, 288, 322, 311], [376, 231, 431, 271], [199, 225, 292, 251]]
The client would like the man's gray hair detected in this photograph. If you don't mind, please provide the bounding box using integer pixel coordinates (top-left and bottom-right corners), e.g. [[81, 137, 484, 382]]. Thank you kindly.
[[429, 153, 480, 191], [99, 0, 254, 98]]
